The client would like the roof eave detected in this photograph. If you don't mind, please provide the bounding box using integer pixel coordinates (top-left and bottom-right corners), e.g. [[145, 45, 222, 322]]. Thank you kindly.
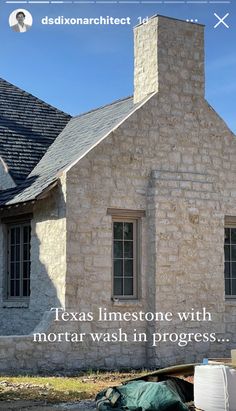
[[0, 179, 59, 211]]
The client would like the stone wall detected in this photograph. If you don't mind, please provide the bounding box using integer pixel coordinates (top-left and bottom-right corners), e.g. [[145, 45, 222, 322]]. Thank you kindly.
[[147, 169, 225, 366], [0, 312, 79, 374], [0, 176, 67, 335], [65, 90, 236, 369], [134, 18, 159, 103], [134, 16, 204, 103], [0, 90, 235, 372], [30, 177, 67, 312]]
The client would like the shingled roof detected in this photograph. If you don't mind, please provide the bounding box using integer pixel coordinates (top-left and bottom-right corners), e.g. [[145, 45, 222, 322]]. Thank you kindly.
[[0, 94, 144, 207], [0, 78, 71, 185]]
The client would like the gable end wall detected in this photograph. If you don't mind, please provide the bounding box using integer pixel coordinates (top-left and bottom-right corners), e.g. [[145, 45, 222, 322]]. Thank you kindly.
[[64, 92, 236, 368]]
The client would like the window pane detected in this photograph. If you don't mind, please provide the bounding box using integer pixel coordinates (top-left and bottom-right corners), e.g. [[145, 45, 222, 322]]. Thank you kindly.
[[10, 228, 15, 245], [23, 244, 30, 261], [225, 262, 230, 278], [232, 263, 236, 278], [124, 223, 133, 240], [124, 260, 133, 277], [114, 260, 123, 277], [231, 229, 236, 244], [225, 279, 231, 295], [113, 223, 123, 240], [114, 278, 123, 295], [23, 279, 30, 297], [10, 246, 15, 262], [114, 241, 123, 258], [15, 262, 20, 279], [124, 278, 133, 296], [23, 226, 30, 243], [23, 262, 30, 279], [232, 245, 236, 261], [15, 228, 20, 244], [23, 245, 27, 261], [10, 263, 15, 279], [10, 281, 15, 297], [124, 242, 133, 258], [225, 228, 230, 244], [232, 280, 236, 296], [225, 245, 230, 261], [15, 280, 20, 297], [16, 245, 20, 262]]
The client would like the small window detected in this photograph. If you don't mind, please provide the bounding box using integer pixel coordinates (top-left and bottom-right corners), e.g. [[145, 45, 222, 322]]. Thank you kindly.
[[108, 208, 145, 300], [7, 222, 31, 299], [113, 220, 138, 298], [225, 226, 236, 298]]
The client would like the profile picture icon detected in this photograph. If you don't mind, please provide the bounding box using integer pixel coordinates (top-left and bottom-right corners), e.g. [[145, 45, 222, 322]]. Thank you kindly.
[[9, 9, 33, 33]]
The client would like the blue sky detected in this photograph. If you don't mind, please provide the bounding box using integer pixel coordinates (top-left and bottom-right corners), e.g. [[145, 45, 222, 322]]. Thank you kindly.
[[1, 1, 236, 132]]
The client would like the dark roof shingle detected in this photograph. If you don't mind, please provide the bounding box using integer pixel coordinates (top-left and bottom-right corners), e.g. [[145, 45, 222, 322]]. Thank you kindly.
[[0, 78, 71, 185], [0, 95, 138, 206]]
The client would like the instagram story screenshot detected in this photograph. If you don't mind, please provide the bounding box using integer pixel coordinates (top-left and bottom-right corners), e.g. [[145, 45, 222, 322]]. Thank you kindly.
[[0, 0, 236, 409]]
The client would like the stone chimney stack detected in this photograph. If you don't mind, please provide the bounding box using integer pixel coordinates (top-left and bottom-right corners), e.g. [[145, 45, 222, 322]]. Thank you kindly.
[[133, 15, 205, 104]]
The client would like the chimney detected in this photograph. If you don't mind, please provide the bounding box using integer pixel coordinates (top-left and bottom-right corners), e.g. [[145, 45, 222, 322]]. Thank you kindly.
[[133, 15, 205, 104]]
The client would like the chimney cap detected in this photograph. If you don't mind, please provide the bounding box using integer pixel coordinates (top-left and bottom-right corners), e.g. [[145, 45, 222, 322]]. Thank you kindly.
[[133, 13, 205, 29]]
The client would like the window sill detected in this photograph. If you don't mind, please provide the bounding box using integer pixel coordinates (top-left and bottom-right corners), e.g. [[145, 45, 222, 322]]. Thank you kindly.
[[111, 299, 143, 307], [2, 301, 29, 308], [225, 298, 236, 305]]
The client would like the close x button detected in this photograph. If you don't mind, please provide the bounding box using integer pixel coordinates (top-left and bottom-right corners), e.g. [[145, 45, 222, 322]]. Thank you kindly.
[[214, 13, 230, 29]]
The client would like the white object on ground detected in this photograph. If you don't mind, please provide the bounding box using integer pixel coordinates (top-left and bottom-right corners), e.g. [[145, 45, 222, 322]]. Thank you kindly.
[[194, 365, 236, 411]]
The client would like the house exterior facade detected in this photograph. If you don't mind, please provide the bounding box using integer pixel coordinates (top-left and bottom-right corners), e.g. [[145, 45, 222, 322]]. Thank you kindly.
[[0, 15, 235, 373]]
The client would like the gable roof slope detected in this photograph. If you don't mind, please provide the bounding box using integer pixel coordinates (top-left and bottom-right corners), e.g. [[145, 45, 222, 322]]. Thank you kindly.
[[0, 95, 142, 207], [0, 78, 71, 185]]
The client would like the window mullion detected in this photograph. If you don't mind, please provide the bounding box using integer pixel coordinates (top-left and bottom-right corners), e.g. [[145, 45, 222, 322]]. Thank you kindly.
[[13, 228, 15, 297], [20, 226, 23, 298], [13, 229, 15, 297], [7, 229, 10, 298]]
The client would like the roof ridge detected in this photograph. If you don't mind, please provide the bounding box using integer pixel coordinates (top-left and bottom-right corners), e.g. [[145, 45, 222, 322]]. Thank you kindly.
[[73, 95, 133, 119], [0, 77, 71, 118]]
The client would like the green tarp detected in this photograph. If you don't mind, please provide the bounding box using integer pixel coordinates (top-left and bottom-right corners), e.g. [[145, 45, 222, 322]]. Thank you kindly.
[[96, 379, 190, 411]]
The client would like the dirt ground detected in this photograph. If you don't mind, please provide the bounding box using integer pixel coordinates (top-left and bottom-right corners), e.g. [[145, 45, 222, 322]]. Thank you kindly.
[[0, 371, 196, 410], [0, 400, 198, 410], [0, 400, 96, 410]]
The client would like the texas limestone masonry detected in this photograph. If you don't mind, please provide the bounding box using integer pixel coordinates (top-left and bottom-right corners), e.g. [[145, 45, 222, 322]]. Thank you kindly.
[[0, 15, 235, 373]]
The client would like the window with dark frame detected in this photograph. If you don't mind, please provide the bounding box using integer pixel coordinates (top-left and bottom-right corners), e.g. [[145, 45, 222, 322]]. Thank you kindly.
[[7, 222, 31, 299], [225, 227, 236, 298], [113, 219, 138, 298]]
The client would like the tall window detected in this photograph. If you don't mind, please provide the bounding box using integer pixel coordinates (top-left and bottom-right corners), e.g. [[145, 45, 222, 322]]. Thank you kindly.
[[7, 222, 31, 299], [113, 220, 138, 298], [225, 226, 236, 298]]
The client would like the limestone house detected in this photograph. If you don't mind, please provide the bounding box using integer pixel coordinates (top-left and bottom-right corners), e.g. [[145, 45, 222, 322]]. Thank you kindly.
[[0, 14, 235, 373]]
